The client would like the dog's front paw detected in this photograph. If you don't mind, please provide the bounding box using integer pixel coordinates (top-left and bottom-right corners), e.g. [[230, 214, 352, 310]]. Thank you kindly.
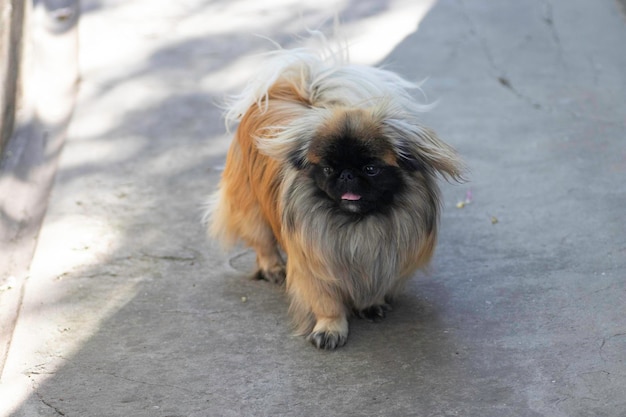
[[253, 265, 286, 285], [356, 303, 392, 322], [308, 330, 347, 350], [308, 316, 349, 350]]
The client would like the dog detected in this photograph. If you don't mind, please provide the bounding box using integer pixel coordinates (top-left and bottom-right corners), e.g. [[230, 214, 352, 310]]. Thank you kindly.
[[208, 42, 464, 349]]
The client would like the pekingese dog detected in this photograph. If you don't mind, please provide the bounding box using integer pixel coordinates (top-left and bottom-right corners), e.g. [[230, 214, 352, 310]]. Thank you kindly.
[[208, 43, 464, 349]]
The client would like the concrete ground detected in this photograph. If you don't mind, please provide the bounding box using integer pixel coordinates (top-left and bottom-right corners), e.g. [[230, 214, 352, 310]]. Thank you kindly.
[[1, 0, 625, 416]]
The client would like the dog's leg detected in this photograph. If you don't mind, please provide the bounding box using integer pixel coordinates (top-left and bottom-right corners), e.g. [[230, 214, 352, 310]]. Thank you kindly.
[[213, 191, 286, 284], [251, 239, 285, 284], [286, 263, 348, 349], [234, 206, 285, 284]]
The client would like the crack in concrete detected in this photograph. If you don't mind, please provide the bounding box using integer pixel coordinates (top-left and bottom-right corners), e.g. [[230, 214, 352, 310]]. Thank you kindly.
[[98, 370, 196, 394], [599, 332, 626, 362], [55, 355, 197, 394], [34, 390, 66, 416], [456, 0, 499, 76], [140, 248, 200, 263], [496, 76, 543, 110], [163, 308, 230, 316], [456, 0, 545, 110], [455, 0, 626, 127], [28, 374, 66, 416], [540, 0, 566, 67], [228, 249, 255, 272]]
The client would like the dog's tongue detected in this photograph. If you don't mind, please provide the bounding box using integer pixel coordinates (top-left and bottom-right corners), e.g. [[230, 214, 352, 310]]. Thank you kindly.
[[341, 192, 361, 201]]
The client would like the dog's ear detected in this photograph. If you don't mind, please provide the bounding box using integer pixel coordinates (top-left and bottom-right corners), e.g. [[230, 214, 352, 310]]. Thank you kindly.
[[254, 107, 329, 171], [383, 118, 466, 182], [286, 148, 309, 170], [255, 126, 311, 170]]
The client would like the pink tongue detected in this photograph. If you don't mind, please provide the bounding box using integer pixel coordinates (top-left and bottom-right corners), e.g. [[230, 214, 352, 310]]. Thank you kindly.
[[341, 192, 361, 201]]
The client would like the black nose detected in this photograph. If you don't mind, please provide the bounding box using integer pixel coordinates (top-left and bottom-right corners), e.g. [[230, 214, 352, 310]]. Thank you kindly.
[[339, 169, 354, 182]]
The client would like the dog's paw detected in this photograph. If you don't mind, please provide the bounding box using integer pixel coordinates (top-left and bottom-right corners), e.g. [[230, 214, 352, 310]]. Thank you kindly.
[[308, 330, 347, 350], [356, 303, 392, 322], [308, 316, 349, 350], [253, 265, 286, 285]]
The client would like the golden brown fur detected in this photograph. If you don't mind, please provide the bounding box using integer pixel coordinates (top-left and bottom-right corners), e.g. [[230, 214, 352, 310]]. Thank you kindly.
[[208, 48, 464, 349]]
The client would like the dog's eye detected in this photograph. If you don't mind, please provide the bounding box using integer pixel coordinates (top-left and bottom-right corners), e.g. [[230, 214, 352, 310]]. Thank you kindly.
[[323, 166, 334, 176], [363, 165, 380, 176]]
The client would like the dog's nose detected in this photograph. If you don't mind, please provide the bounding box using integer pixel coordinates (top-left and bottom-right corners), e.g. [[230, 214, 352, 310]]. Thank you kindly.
[[339, 169, 354, 182]]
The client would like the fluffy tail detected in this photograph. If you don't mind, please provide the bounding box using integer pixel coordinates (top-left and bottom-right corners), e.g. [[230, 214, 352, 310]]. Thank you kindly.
[[205, 185, 237, 249]]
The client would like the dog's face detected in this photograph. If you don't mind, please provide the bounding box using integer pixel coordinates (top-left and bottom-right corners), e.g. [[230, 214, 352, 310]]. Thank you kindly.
[[308, 137, 405, 214], [304, 109, 406, 215]]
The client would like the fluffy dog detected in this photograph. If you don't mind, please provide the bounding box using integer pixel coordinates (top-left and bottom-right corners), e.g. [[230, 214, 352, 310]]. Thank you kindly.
[[208, 44, 464, 349]]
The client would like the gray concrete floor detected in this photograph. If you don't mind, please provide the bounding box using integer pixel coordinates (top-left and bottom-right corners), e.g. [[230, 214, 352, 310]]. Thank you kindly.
[[1, 0, 625, 416]]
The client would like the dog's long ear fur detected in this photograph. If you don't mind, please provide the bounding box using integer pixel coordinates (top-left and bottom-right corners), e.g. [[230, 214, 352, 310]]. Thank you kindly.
[[228, 45, 465, 179], [382, 117, 466, 182], [254, 106, 331, 170]]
